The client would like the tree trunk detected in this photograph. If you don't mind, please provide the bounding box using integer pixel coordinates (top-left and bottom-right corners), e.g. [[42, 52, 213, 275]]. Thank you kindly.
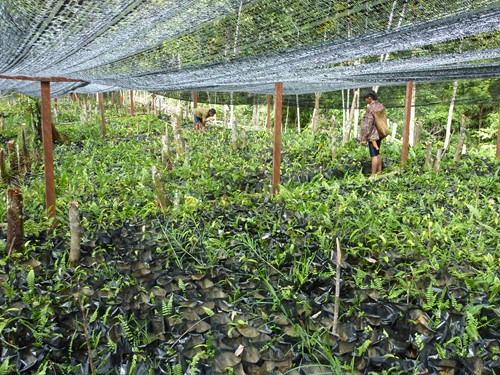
[[7, 140, 18, 184], [433, 145, 444, 174], [454, 115, 467, 162], [151, 166, 168, 210], [230, 92, 238, 151], [409, 82, 416, 146], [497, 113, 500, 159], [414, 119, 423, 145], [68, 202, 81, 267], [444, 80, 459, 150], [7, 188, 24, 256], [174, 100, 184, 158], [0, 149, 8, 183], [347, 89, 358, 141], [331, 115, 337, 159], [353, 89, 360, 139], [391, 122, 398, 143], [252, 95, 260, 128], [424, 141, 433, 170], [342, 89, 348, 146], [311, 92, 321, 132]]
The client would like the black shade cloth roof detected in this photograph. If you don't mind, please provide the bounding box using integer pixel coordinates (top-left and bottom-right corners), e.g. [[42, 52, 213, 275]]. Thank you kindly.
[[0, 0, 499, 97]]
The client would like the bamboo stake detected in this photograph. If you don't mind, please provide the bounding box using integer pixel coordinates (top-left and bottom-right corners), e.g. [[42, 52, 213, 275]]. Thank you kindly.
[[332, 237, 342, 336], [68, 202, 81, 266], [7, 188, 24, 256]]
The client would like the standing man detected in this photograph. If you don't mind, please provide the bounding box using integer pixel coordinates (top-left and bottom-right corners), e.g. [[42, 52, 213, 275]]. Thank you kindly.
[[360, 89, 384, 177], [193, 107, 216, 131]]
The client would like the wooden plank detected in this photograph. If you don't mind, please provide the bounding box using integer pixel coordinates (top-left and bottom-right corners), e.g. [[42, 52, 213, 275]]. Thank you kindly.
[[0, 74, 85, 82], [272, 82, 283, 195]]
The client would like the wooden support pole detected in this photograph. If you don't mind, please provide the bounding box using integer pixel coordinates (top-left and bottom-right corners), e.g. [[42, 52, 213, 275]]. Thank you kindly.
[[272, 82, 283, 195], [266, 94, 272, 130], [98, 92, 106, 138], [193, 91, 198, 109], [130, 89, 135, 116], [496, 113, 500, 159], [401, 80, 413, 166], [7, 188, 24, 256], [41, 81, 56, 228]]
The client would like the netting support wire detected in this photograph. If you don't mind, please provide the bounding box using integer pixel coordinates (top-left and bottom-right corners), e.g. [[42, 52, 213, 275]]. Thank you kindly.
[[496, 113, 500, 159], [272, 82, 283, 196], [130, 90, 135, 116], [401, 80, 414, 167], [98, 93, 106, 138], [41, 81, 57, 229]]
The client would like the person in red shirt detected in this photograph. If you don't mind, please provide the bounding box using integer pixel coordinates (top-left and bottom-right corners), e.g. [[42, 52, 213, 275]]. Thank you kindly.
[[359, 90, 385, 177]]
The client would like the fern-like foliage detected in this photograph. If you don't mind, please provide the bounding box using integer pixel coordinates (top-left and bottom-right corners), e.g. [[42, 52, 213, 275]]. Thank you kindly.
[[128, 354, 137, 375], [162, 295, 174, 317], [118, 314, 135, 345], [167, 363, 183, 375], [0, 358, 12, 375], [422, 283, 436, 311], [89, 308, 99, 324], [189, 351, 205, 375], [27, 269, 35, 295], [201, 306, 215, 317], [178, 278, 186, 294]]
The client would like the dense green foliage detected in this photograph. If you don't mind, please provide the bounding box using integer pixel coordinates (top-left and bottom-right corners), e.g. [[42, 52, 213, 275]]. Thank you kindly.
[[0, 95, 499, 374]]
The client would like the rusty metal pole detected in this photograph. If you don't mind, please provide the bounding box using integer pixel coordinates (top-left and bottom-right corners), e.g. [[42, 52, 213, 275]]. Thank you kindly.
[[272, 82, 283, 195], [496, 113, 500, 159], [130, 89, 135, 116], [98, 92, 106, 138], [266, 94, 272, 131], [41, 81, 56, 228], [401, 80, 413, 166]]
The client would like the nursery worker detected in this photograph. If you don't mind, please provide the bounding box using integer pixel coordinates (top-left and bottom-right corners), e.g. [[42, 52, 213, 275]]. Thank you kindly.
[[359, 89, 384, 177], [193, 107, 216, 131]]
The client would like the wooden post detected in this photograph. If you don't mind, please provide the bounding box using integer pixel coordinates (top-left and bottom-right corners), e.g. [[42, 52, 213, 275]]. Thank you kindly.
[[401, 81, 413, 166], [193, 91, 198, 109], [496, 113, 500, 159], [266, 94, 271, 131], [7, 188, 24, 255], [272, 82, 283, 195], [130, 89, 135, 116], [193, 91, 198, 130], [98, 92, 106, 138], [41, 81, 56, 228]]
